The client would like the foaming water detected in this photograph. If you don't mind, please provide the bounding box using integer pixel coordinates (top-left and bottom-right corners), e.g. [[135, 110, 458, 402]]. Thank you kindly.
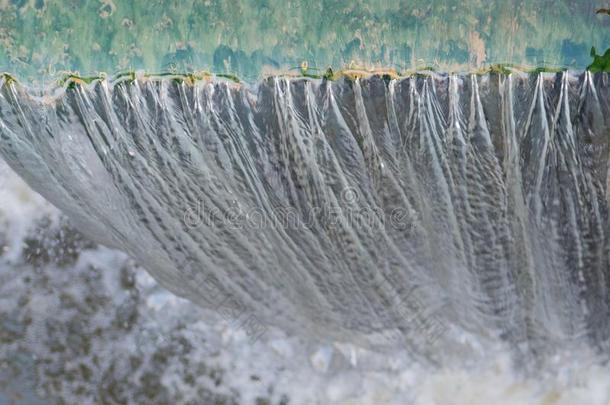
[[2, 163, 610, 404], [0, 72, 608, 362]]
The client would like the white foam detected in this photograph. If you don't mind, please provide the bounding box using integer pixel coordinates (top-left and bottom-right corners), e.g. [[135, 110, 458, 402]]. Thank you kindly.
[[2, 161, 610, 404]]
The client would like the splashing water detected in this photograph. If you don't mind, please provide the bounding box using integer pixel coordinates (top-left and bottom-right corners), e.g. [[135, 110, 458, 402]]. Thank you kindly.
[[0, 72, 608, 363]]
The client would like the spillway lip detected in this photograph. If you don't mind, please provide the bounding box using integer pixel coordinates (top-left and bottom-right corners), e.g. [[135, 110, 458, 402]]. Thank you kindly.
[[1, 64, 603, 88], [1, 69, 607, 102]]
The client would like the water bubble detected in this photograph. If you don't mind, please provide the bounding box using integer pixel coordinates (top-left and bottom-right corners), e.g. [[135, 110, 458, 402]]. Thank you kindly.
[[389, 208, 409, 231], [340, 187, 359, 204]]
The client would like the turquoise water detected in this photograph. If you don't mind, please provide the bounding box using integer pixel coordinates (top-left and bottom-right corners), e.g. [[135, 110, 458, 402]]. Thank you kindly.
[[1, 0, 609, 82]]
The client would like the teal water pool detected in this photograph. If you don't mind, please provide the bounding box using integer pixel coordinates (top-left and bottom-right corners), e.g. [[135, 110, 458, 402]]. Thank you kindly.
[[1, 0, 609, 83]]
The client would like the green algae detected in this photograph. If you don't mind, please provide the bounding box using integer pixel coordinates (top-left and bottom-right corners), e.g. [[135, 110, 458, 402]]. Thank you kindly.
[[215, 73, 240, 83], [588, 47, 610, 73], [58, 73, 106, 89], [486, 65, 512, 76], [0, 73, 17, 85], [525, 66, 567, 74], [586, 8, 609, 72]]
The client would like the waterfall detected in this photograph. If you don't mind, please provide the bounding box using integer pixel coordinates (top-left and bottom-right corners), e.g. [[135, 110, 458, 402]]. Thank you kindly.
[[1, 72, 608, 360]]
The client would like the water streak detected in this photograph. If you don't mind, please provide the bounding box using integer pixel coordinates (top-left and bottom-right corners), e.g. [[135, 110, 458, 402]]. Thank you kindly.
[[0, 72, 609, 360]]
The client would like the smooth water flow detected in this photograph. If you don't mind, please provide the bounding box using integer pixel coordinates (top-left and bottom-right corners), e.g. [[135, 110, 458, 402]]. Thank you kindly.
[[0, 72, 608, 361]]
